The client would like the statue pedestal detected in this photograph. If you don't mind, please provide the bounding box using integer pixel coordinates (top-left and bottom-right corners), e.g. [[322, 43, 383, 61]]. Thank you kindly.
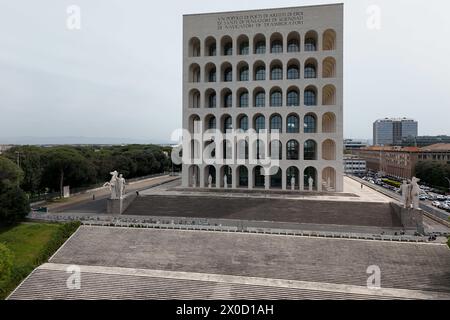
[[106, 193, 138, 215]]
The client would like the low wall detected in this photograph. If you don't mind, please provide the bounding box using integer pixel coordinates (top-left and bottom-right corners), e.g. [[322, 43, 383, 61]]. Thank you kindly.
[[106, 193, 137, 215], [390, 202, 424, 234]]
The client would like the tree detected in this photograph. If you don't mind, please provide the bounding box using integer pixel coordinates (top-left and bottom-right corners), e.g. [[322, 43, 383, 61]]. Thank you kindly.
[[0, 157, 30, 225], [0, 243, 13, 295]]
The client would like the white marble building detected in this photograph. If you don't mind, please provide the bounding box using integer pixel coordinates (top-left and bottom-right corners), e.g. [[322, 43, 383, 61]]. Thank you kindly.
[[182, 4, 344, 192]]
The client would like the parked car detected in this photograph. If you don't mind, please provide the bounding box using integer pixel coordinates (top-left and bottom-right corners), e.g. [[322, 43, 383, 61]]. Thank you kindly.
[[432, 201, 440, 207], [419, 195, 428, 201], [437, 195, 446, 201]]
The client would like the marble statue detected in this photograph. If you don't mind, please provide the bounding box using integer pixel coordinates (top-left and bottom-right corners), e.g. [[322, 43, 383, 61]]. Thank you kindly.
[[291, 176, 295, 191], [410, 177, 421, 210], [401, 180, 410, 209], [224, 175, 228, 189], [192, 174, 196, 188], [104, 171, 119, 199], [117, 174, 126, 199], [208, 174, 213, 188], [308, 176, 314, 191]]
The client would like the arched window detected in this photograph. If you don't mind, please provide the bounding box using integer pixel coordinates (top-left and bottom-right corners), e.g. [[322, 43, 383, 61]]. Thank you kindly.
[[322, 85, 336, 105], [223, 92, 232, 108], [304, 62, 317, 78], [323, 29, 336, 51], [304, 140, 317, 160], [322, 57, 336, 78], [205, 37, 216, 56], [304, 114, 317, 133], [254, 115, 265, 132], [287, 89, 299, 106], [270, 65, 283, 80], [286, 167, 299, 189], [189, 37, 201, 57], [304, 167, 317, 190], [189, 89, 200, 108], [207, 116, 216, 129], [255, 65, 266, 81], [254, 166, 265, 187], [239, 91, 249, 108], [287, 32, 300, 53], [238, 166, 248, 186], [254, 90, 265, 107], [304, 87, 317, 106], [270, 33, 283, 53], [254, 34, 266, 54], [221, 36, 233, 56], [223, 68, 232, 82], [239, 115, 248, 131], [322, 112, 336, 133], [189, 64, 200, 83], [208, 67, 216, 82], [270, 140, 282, 160], [305, 31, 318, 51], [287, 65, 299, 79], [239, 66, 249, 81], [270, 115, 282, 133], [287, 115, 299, 133], [270, 90, 282, 107], [206, 90, 216, 108], [237, 35, 249, 55], [223, 116, 232, 132], [287, 140, 299, 160]]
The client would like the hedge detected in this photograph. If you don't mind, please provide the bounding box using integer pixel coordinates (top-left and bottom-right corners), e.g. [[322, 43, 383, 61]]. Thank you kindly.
[[382, 178, 402, 188], [0, 243, 13, 296]]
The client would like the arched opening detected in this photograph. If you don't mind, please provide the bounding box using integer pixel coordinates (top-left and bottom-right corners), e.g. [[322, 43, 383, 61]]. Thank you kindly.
[[221, 62, 233, 82], [322, 57, 336, 78], [304, 167, 317, 191], [220, 88, 232, 108], [204, 140, 216, 162], [303, 113, 317, 133], [188, 37, 201, 57], [322, 139, 336, 160], [189, 63, 200, 83], [304, 58, 317, 79], [287, 140, 299, 160], [270, 60, 283, 80], [322, 85, 336, 105], [270, 87, 283, 107], [221, 165, 232, 187], [304, 86, 317, 106], [188, 89, 200, 109], [188, 114, 201, 134], [204, 88, 217, 108], [270, 114, 282, 133], [254, 34, 266, 54], [323, 29, 336, 51], [304, 31, 318, 51], [253, 87, 265, 107], [286, 114, 299, 133], [237, 138, 249, 160], [204, 165, 216, 187], [287, 59, 300, 79], [237, 35, 250, 55], [286, 166, 299, 190], [287, 32, 300, 52], [204, 114, 216, 131], [270, 140, 282, 160], [237, 61, 249, 81], [322, 112, 336, 133], [237, 88, 249, 108], [254, 166, 265, 188], [221, 114, 233, 133], [322, 167, 336, 191], [286, 86, 300, 106], [253, 60, 266, 81], [221, 36, 233, 56], [270, 32, 283, 53], [270, 168, 282, 188], [204, 63, 216, 83], [205, 36, 217, 56], [189, 165, 200, 187], [238, 166, 248, 187], [237, 114, 249, 131], [253, 114, 265, 133], [304, 140, 317, 160]]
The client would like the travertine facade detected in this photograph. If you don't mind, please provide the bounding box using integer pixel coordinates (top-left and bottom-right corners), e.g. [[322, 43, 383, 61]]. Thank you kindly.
[[182, 4, 344, 191]]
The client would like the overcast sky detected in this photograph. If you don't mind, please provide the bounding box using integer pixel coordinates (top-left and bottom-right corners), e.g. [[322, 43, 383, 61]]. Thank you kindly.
[[0, 0, 449, 144]]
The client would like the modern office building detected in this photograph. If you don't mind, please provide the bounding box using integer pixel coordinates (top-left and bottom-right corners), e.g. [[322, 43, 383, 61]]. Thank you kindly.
[[373, 118, 418, 146], [343, 155, 366, 176], [182, 4, 344, 191], [344, 139, 368, 151]]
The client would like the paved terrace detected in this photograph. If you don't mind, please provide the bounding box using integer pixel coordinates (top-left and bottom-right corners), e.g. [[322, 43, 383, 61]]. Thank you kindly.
[[9, 226, 450, 300]]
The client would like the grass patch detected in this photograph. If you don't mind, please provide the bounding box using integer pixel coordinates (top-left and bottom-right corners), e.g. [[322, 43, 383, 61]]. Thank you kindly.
[[0, 221, 80, 299]]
